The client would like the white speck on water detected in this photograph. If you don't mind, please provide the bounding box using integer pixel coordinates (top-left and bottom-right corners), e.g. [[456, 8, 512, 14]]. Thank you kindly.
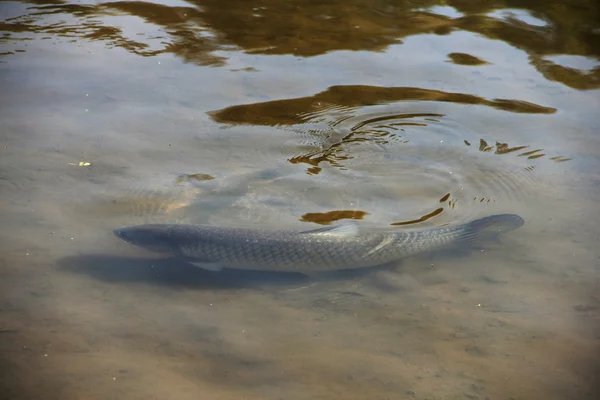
[[25, 253, 29, 256], [85, 109, 88, 112], [85, 93, 89, 96], [440, 140, 444, 143]]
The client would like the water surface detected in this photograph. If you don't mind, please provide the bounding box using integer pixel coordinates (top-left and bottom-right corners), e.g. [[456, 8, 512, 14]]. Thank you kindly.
[[1, 0, 599, 399]]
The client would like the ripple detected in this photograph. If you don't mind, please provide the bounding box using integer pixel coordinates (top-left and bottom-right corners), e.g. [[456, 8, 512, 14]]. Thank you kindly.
[[2, 1, 599, 89], [208, 85, 569, 228], [529, 55, 600, 91], [79, 168, 294, 227], [75, 173, 209, 225], [210, 85, 560, 180]]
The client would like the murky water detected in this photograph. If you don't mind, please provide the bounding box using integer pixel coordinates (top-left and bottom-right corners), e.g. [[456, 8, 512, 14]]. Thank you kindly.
[[1, 0, 599, 399]]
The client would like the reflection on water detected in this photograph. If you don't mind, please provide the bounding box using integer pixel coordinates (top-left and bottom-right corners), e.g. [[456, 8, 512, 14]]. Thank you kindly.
[[206, 85, 565, 226], [1, 0, 599, 399], [391, 206, 444, 226], [448, 52, 489, 66], [2, 0, 599, 88], [468, 138, 572, 162], [299, 209, 368, 225], [209, 86, 568, 174]]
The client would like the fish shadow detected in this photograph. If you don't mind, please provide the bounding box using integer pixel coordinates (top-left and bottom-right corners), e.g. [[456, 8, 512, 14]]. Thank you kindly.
[[56, 254, 382, 290], [57, 238, 487, 291]]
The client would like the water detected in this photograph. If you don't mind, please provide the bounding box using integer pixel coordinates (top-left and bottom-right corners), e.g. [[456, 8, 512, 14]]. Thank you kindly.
[[1, 0, 599, 399]]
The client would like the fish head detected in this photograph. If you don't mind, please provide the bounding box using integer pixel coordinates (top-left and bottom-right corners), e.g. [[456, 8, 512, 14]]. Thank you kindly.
[[113, 224, 178, 254]]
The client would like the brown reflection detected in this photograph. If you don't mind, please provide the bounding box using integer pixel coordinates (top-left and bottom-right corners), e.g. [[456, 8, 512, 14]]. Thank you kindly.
[[440, 193, 457, 209], [519, 149, 543, 157], [1, 0, 598, 88], [479, 139, 494, 152], [210, 85, 556, 127], [549, 156, 572, 162], [529, 55, 600, 91], [288, 143, 353, 175], [472, 139, 569, 162], [391, 207, 444, 226], [1, 1, 226, 66], [176, 173, 215, 183], [448, 52, 489, 65], [210, 85, 562, 173], [300, 210, 368, 225], [527, 153, 545, 160], [495, 142, 529, 154]]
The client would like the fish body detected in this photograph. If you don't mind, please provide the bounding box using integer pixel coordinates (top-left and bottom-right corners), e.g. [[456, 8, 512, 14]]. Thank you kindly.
[[113, 214, 524, 272]]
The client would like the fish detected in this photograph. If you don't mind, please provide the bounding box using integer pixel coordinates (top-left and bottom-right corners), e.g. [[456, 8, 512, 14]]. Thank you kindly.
[[113, 214, 524, 272]]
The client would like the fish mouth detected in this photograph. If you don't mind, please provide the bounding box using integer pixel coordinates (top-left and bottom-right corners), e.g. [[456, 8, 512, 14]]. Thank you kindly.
[[112, 225, 177, 254], [113, 228, 132, 243]]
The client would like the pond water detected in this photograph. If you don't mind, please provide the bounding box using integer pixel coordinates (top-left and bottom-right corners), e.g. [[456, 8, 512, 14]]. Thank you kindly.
[[1, 1, 599, 399]]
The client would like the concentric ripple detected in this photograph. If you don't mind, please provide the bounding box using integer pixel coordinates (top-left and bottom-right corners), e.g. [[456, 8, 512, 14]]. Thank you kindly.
[[208, 85, 570, 228], [73, 173, 212, 226], [78, 87, 571, 231], [76, 169, 293, 227]]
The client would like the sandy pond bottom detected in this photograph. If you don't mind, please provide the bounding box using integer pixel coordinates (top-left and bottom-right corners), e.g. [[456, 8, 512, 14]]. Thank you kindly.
[[0, 178, 598, 400], [1, 1, 599, 398]]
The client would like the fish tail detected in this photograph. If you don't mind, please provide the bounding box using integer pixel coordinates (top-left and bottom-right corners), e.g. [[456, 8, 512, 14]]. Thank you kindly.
[[460, 214, 525, 243]]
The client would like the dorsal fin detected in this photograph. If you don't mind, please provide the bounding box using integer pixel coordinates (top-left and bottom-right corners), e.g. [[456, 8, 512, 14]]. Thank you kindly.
[[298, 221, 359, 237]]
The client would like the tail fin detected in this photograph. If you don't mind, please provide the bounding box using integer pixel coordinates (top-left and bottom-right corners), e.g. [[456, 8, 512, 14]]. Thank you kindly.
[[461, 214, 524, 244]]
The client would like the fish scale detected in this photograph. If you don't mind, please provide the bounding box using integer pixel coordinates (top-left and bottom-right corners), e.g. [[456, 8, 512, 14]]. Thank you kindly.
[[114, 214, 524, 272]]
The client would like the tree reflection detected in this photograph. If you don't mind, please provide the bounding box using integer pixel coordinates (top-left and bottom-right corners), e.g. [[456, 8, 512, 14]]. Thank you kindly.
[[1, 0, 598, 88]]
